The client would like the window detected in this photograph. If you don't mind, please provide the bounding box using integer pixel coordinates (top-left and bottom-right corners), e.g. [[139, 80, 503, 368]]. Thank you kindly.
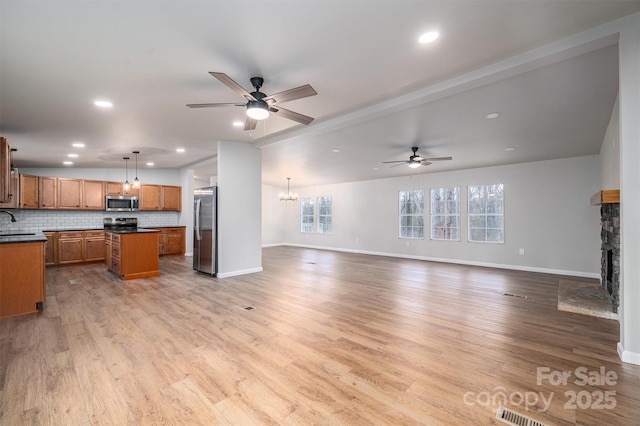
[[300, 197, 314, 233], [468, 184, 504, 243], [399, 190, 424, 239], [430, 187, 460, 240], [317, 196, 332, 234]]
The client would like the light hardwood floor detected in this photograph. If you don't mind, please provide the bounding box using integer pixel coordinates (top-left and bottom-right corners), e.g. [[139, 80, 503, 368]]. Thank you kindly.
[[1, 246, 639, 425]]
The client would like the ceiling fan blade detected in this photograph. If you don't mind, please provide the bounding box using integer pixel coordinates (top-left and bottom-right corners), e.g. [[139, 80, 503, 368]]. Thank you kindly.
[[263, 84, 317, 104], [424, 156, 452, 161], [420, 161, 433, 166], [270, 106, 314, 125], [186, 103, 245, 108], [244, 117, 257, 131], [382, 160, 408, 164], [390, 162, 408, 168], [209, 72, 256, 102]]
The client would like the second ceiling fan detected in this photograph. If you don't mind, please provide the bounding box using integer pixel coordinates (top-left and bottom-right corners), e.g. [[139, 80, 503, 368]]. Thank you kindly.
[[383, 146, 452, 168], [187, 72, 317, 130]]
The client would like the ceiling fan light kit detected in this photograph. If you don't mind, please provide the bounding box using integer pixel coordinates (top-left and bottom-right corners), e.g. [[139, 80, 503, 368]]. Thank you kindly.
[[187, 72, 316, 130], [382, 146, 452, 169]]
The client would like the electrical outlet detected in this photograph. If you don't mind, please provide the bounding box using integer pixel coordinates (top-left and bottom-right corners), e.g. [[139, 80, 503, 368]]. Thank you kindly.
[[519, 248, 525, 255]]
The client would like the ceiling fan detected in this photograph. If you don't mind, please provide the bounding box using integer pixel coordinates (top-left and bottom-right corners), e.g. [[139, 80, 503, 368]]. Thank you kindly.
[[382, 147, 452, 168], [187, 72, 317, 130]]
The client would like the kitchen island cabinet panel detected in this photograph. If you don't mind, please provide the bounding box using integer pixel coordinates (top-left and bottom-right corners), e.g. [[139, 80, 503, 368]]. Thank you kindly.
[[106, 231, 159, 280], [0, 241, 45, 318]]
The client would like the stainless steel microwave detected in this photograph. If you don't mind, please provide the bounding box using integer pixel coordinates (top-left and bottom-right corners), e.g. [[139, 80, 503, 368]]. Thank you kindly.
[[106, 195, 140, 212]]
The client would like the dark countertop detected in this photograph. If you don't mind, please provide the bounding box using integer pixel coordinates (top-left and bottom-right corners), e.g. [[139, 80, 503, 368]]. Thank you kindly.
[[105, 229, 161, 234], [0, 230, 48, 244]]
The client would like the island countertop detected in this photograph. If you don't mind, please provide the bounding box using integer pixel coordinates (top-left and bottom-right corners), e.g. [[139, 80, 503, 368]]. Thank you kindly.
[[0, 230, 48, 244]]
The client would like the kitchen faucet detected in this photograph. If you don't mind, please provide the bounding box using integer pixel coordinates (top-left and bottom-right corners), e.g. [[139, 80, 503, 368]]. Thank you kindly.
[[0, 210, 17, 222]]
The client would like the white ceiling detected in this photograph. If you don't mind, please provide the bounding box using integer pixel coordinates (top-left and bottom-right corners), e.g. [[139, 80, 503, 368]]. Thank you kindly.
[[1, 1, 638, 188]]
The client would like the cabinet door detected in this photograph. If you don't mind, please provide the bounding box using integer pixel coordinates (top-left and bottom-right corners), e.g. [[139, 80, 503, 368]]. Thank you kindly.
[[0, 137, 10, 203], [83, 180, 105, 210], [140, 185, 161, 210], [123, 186, 140, 197], [57, 232, 84, 264], [0, 242, 45, 318], [105, 234, 112, 266], [44, 232, 57, 265], [39, 176, 57, 209], [164, 228, 185, 255], [58, 178, 82, 209], [19, 174, 39, 209], [106, 181, 123, 195], [0, 172, 18, 209], [85, 238, 106, 261], [162, 186, 182, 211]]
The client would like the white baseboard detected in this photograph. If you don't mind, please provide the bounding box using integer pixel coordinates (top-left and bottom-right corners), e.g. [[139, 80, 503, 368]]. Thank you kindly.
[[276, 243, 599, 279], [618, 342, 640, 365], [217, 267, 263, 278]]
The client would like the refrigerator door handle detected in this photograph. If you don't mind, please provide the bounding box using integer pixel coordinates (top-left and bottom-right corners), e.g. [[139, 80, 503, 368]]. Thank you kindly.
[[195, 198, 201, 241]]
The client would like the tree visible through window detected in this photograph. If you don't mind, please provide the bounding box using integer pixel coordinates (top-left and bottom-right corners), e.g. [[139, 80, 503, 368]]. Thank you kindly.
[[300, 197, 314, 233], [399, 190, 424, 239], [317, 196, 332, 234], [468, 184, 504, 243], [430, 187, 460, 240]]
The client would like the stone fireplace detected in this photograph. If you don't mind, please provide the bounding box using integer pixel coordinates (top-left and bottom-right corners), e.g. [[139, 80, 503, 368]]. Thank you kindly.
[[592, 190, 620, 313]]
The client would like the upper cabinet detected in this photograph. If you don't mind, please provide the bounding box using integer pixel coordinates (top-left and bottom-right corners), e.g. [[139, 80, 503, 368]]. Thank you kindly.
[[140, 184, 161, 210], [83, 180, 105, 210], [13, 174, 180, 211], [0, 172, 18, 209], [162, 185, 181, 211], [0, 137, 11, 203]]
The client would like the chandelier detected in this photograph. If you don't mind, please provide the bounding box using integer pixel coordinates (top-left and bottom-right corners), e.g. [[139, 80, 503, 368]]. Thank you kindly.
[[279, 177, 298, 201]]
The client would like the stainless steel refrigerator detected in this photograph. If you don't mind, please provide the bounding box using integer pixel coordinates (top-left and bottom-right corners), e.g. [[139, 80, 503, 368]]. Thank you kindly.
[[193, 186, 217, 275]]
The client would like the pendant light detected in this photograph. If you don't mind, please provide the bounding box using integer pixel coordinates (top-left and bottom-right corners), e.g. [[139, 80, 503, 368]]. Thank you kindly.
[[132, 150, 140, 188], [279, 177, 298, 201], [123, 156, 130, 191]]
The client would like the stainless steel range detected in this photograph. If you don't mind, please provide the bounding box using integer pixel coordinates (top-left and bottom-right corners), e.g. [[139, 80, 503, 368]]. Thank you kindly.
[[103, 217, 138, 232]]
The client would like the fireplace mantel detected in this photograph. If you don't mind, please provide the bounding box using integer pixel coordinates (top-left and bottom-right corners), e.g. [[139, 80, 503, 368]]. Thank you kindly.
[[591, 189, 620, 206]]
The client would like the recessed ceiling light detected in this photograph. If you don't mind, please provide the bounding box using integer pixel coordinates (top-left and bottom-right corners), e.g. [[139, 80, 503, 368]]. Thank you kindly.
[[72, 142, 85, 148], [232, 121, 244, 127], [146, 162, 154, 166], [504, 147, 516, 151], [63, 161, 73, 165], [332, 149, 340, 153], [176, 148, 185, 153], [419, 31, 440, 44], [372, 167, 379, 170], [67, 153, 79, 158], [94, 99, 113, 108], [485, 112, 501, 119]]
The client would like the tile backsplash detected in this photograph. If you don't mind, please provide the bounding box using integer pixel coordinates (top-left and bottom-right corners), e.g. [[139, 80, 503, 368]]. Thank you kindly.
[[0, 210, 183, 232]]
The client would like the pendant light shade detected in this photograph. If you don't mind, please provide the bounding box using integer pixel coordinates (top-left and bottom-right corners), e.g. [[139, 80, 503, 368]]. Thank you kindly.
[[123, 157, 130, 191], [132, 151, 141, 188], [246, 100, 270, 120]]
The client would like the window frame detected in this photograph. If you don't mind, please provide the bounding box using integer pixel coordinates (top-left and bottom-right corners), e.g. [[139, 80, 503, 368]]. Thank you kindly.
[[398, 189, 425, 239], [300, 197, 315, 234], [467, 184, 504, 243], [430, 186, 461, 241], [316, 196, 332, 235]]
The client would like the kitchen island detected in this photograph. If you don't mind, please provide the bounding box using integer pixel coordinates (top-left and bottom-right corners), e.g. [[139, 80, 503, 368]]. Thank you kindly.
[[105, 229, 161, 280], [0, 231, 47, 318]]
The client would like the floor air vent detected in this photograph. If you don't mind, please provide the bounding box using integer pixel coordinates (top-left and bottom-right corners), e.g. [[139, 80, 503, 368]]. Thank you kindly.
[[496, 406, 548, 426], [503, 292, 528, 300], [243, 306, 255, 311]]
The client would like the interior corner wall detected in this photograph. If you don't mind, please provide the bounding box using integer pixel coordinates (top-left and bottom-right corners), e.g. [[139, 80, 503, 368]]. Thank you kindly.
[[179, 167, 195, 256], [279, 155, 601, 277], [217, 141, 262, 277], [618, 12, 640, 365], [262, 184, 287, 246], [599, 94, 620, 189]]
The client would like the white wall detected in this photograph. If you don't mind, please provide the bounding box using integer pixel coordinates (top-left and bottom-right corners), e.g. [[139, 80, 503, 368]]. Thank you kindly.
[[264, 155, 601, 277], [19, 167, 181, 186], [216, 141, 262, 277], [262, 184, 287, 246], [599, 95, 620, 189]]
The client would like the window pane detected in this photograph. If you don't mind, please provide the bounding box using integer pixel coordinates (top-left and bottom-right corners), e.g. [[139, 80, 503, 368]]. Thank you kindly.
[[468, 184, 504, 243], [429, 187, 460, 241], [469, 215, 486, 228], [399, 190, 424, 239]]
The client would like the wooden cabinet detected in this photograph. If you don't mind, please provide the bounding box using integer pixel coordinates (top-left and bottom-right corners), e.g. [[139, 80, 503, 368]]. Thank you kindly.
[[0, 241, 46, 318], [39, 176, 57, 209], [140, 184, 161, 210], [0, 172, 18, 209], [105, 233, 112, 267], [164, 228, 185, 255], [57, 231, 84, 264], [162, 185, 182, 211], [106, 231, 159, 280], [58, 178, 82, 209], [0, 137, 10, 203], [19, 174, 39, 209], [106, 181, 124, 195], [83, 180, 105, 210], [124, 185, 139, 197], [44, 232, 57, 265], [84, 230, 106, 261]]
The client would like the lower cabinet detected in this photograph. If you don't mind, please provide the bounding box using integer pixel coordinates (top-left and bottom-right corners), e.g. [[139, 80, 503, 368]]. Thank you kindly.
[[106, 231, 159, 280], [51, 230, 106, 265], [0, 241, 46, 318]]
